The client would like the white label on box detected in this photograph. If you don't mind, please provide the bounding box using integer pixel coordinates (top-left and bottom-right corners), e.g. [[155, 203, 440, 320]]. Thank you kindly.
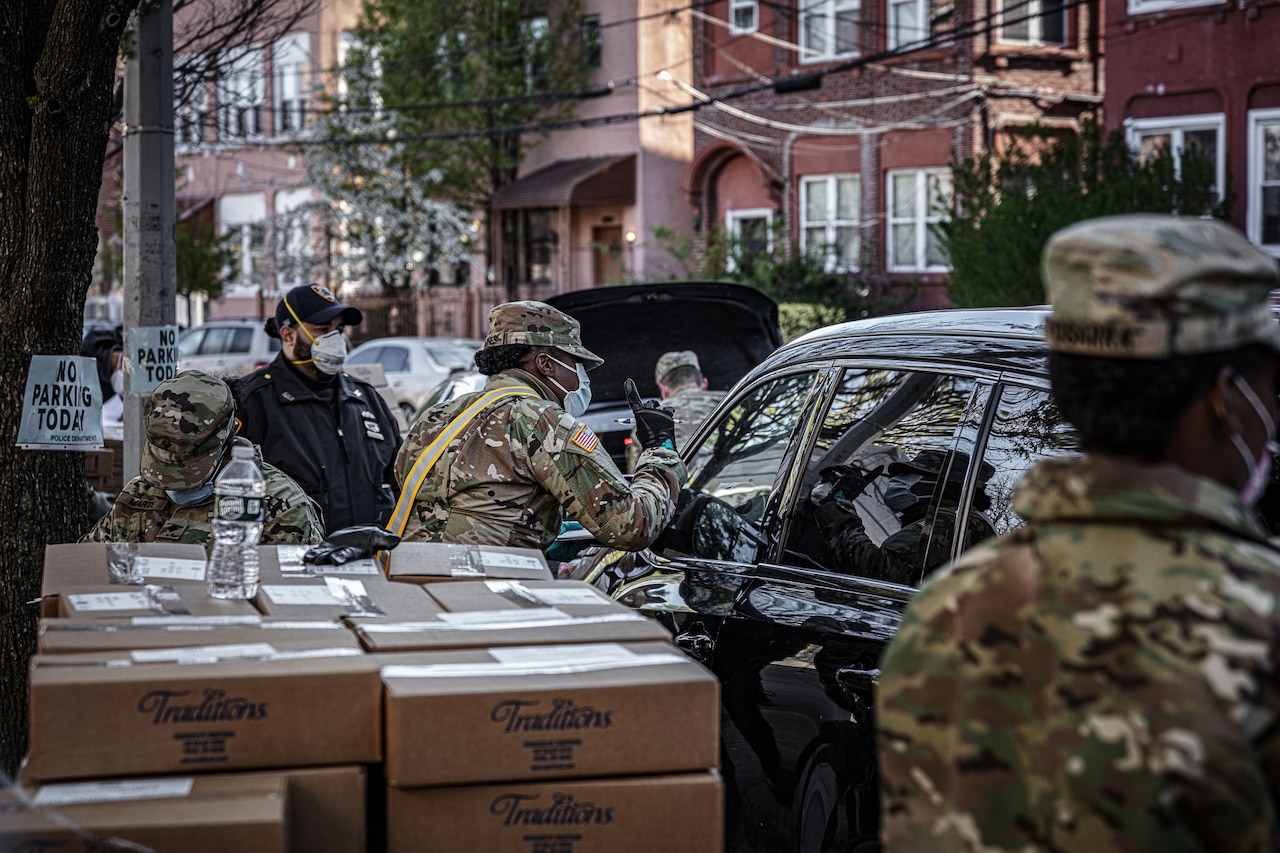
[[526, 587, 610, 607], [380, 652, 685, 680], [275, 545, 310, 573], [478, 550, 545, 571], [131, 615, 262, 627], [33, 778, 194, 807], [309, 559, 379, 575], [268, 647, 364, 660], [261, 621, 344, 630], [130, 643, 278, 664], [437, 607, 566, 625], [134, 556, 207, 582], [67, 592, 153, 612], [490, 642, 634, 666], [324, 577, 368, 599], [262, 585, 341, 606]]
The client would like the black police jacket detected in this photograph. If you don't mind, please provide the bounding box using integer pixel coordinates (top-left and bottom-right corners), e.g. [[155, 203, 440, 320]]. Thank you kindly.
[[234, 354, 402, 531]]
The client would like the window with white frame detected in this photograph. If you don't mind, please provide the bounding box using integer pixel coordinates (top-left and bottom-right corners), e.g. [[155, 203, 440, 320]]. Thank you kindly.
[[174, 55, 211, 148], [801, 175, 860, 271], [218, 44, 264, 140], [1127, 0, 1221, 15], [888, 0, 954, 49], [219, 193, 267, 287], [273, 33, 310, 136], [887, 168, 951, 272], [1249, 108, 1280, 255], [799, 0, 859, 63], [1126, 113, 1225, 197], [273, 188, 314, 288], [731, 0, 759, 33], [999, 0, 1066, 45], [522, 17, 550, 91], [726, 208, 773, 273]]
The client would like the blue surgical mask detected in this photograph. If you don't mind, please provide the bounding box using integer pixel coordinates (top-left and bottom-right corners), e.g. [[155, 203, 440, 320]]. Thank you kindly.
[[166, 481, 217, 507], [548, 355, 592, 418], [883, 473, 923, 514]]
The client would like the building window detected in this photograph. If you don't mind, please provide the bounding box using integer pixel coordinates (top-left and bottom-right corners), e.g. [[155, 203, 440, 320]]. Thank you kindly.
[[799, 0, 859, 63], [273, 32, 310, 136], [218, 44, 264, 140], [731, 0, 759, 33], [1126, 113, 1225, 198], [522, 17, 549, 91], [219, 193, 267, 287], [998, 0, 1066, 45], [1127, 0, 1222, 14], [801, 174, 860, 271], [888, 0, 954, 49], [887, 168, 951, 272], [725, 208, 773, 273], [1249, 108, 1280, 255], [502, 208, 556, 286], [582, 15, 602, 67], [174, 55, 211, 148]]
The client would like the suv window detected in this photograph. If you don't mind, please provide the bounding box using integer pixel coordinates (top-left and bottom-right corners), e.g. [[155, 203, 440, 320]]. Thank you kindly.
[[783, 367, 985, 585], [347, 345, 382, 367], [379, 345, 410, 373], [675, 371, 819, 563], [200, 326, 234, 355], [178, 329, 204, 357]]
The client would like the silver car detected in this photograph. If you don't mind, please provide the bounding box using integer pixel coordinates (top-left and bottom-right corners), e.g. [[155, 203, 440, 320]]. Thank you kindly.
[[346, 336, 481, 421], [177, 319, 280, 377]]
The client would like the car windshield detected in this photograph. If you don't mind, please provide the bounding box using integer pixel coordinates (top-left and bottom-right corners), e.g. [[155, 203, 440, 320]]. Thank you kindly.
[[426, 346, 476, 369]]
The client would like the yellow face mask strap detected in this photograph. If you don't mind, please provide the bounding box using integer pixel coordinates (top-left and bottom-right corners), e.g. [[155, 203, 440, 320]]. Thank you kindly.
[[282, 294, 319, 365]]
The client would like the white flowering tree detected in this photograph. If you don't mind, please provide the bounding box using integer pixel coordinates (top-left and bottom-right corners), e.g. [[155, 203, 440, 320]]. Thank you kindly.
[[305, 59, 471, 294]]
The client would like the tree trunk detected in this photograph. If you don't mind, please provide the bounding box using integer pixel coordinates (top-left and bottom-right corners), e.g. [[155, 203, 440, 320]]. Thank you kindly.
[[0, 0, 139, 777]]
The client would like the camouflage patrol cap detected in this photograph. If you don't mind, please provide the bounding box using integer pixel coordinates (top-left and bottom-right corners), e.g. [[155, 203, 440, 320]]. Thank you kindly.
[[483, 301, 604, 368], [139, 370, 236, 490], [1042, 214, 1280, 358], [655, 350, 701, 386]]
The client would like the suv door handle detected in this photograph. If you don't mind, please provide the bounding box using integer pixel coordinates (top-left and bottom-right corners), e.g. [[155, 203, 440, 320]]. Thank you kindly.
[[835, 666, 879, 694], [673, 623, 714, 662]]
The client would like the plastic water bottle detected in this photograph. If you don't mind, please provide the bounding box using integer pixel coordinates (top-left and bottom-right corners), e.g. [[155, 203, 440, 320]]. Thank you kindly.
[[207, 443, 265, 599]]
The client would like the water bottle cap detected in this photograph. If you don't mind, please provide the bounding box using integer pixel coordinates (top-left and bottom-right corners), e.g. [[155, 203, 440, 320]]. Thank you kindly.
[[231, 444, 254, 460]]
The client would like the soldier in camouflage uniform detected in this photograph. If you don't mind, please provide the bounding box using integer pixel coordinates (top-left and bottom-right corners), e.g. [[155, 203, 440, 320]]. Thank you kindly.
[[810, 449, 996, 585], [391, 301, 685, 551], [877, 215, 1280, 851], [84, 371, 323, 552], [625, 350, 726, 472]]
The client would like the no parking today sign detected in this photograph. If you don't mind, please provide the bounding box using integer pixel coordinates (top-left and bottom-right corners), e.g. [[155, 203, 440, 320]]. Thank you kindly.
[[17, 355, 102, 450]]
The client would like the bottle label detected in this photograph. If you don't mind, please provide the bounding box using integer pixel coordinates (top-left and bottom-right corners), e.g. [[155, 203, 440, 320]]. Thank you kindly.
[[215, 494, 264, 522]]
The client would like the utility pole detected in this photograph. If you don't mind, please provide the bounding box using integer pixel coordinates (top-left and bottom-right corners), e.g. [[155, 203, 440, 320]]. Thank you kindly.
[[121, 0, 177, 480]]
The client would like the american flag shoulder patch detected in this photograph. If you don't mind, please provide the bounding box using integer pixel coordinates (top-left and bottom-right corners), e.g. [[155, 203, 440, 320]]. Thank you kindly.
[[571, 424, 600, 452]]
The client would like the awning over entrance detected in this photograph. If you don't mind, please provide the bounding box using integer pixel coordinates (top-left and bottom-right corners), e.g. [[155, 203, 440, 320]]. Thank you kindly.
[[490, 154, 636, 210]]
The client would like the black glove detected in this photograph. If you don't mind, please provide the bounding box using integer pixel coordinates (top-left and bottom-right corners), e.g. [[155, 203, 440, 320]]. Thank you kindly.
[[814, 463, 884, 504], [303, 525, 402, 565], [624, 378, 677, 451]]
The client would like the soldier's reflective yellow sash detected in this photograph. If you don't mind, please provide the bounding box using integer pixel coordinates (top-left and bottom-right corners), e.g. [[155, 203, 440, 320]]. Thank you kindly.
[[381, 385, 539, 564]]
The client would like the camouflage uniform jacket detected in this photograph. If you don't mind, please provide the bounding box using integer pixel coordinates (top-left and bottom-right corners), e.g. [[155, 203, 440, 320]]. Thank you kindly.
[[394, 369, 685, 550], [878, 454, 1280, 852], [84, 443, 323, 553], [625, 386, 725, 472]]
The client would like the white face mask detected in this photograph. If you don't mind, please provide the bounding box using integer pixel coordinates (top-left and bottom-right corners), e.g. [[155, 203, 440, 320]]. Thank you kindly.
[[548, 354, 591, 417], [1229, 373, 1278, 507], [110, 368, 124, 397], [309, 329, 348, 375]]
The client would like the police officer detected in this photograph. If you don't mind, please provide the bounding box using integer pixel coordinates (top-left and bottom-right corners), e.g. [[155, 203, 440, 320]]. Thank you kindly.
[[810, 448, 995, 585], [388, 301, 685, 551], [625, 350, 726, 472], [234, 284, 401, 531], [878, 215, 1280, 851], [84, 371, 322, 551]]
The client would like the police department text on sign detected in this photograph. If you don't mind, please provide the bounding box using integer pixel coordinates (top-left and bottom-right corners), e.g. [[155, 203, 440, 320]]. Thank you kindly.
[[127, 325, 181, 396], [18, 355, 102, 449]]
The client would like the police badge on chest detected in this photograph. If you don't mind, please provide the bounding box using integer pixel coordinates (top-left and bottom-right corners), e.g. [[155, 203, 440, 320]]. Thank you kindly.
[[361, 410, 384, 440]]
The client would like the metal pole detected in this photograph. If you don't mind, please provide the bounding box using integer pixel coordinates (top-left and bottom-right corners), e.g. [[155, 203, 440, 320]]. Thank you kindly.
[[121, 0, 176, 481]]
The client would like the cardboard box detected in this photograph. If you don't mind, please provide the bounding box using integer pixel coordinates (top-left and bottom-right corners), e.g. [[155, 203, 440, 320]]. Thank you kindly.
[[83, 438, 125, 493], [43, 542, 209, 595], [26, 651, 381, 782], [385, 542, 553, 586], [253, 575, 438, 621], [352, 580, 670, 653], [38, 616, 362, 655], [275, 766, 367, 853], [1, 772, 288, 853], [386, 772, 723, 853], [54, 584, 259, 620], [257, 544, 388, 584], [380, 641, 719, 787]]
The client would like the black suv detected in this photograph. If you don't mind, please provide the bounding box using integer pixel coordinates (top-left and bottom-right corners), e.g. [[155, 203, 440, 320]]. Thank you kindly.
[[576, 307, 1085, 853]]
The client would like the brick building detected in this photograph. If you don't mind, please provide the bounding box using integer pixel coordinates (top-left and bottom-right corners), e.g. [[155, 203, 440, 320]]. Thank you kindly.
[[684, 0, 1102, 306], [1103, 0, 1280, 255]]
